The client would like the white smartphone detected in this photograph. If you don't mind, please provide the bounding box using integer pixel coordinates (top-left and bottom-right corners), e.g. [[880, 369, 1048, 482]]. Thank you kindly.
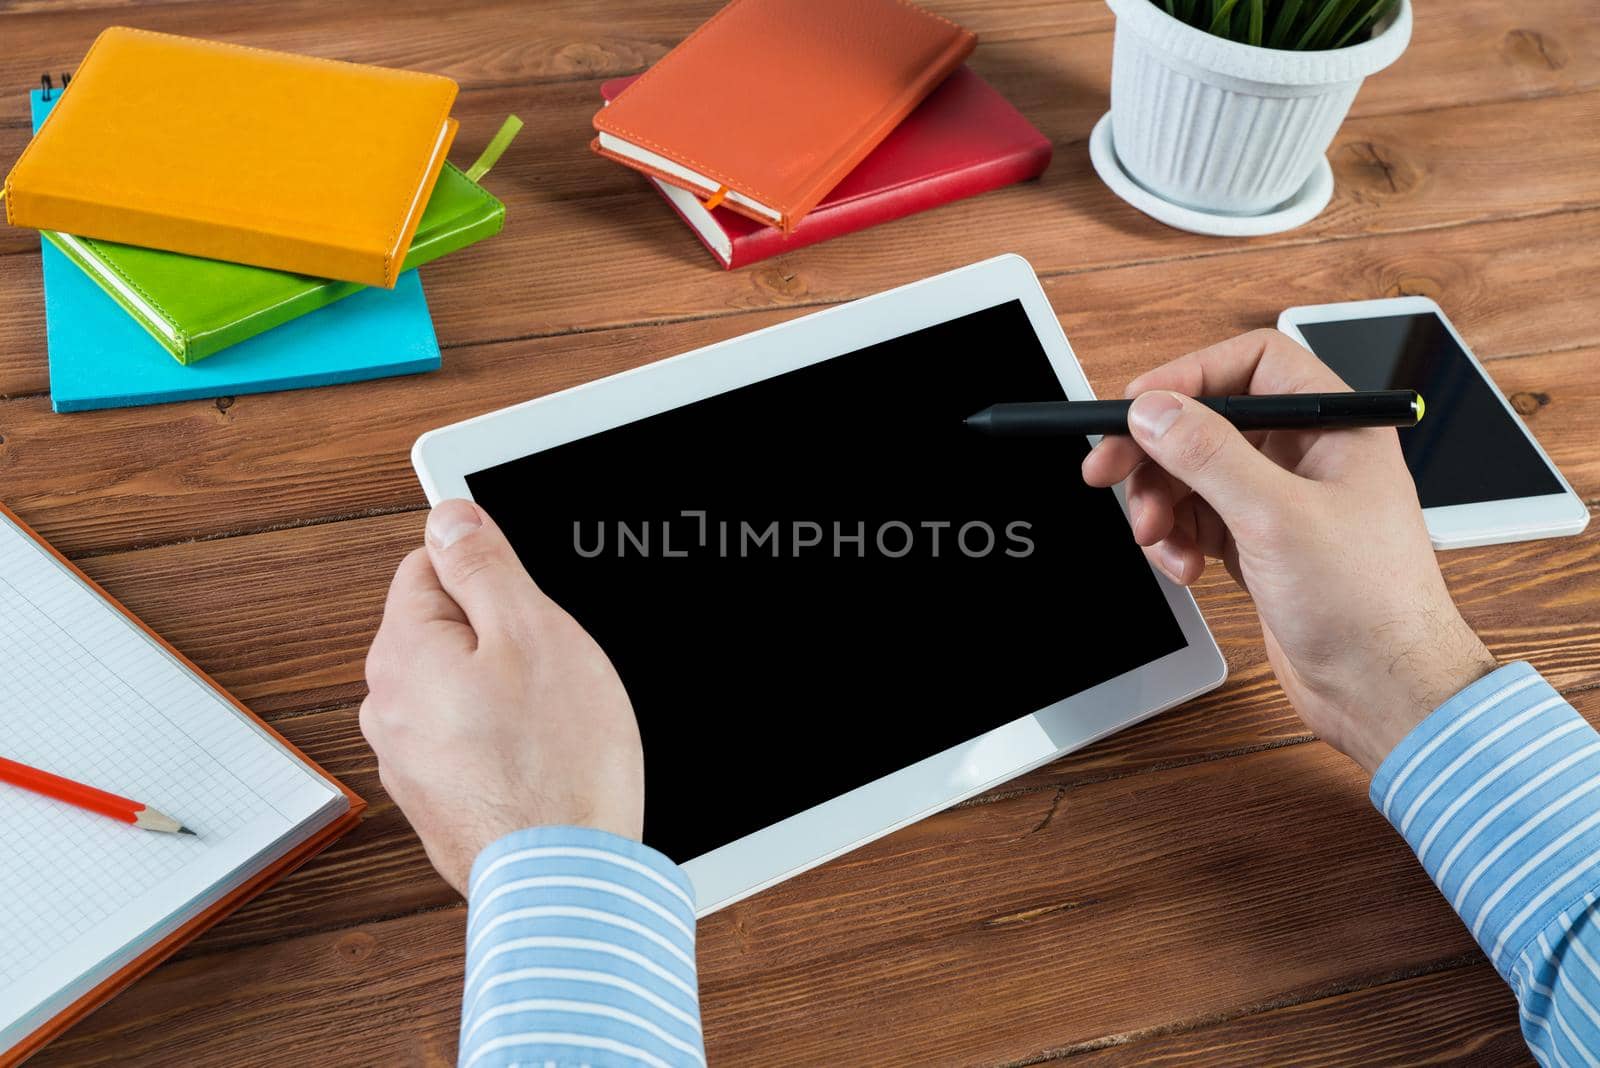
[[1278, 296, 1588, 550]]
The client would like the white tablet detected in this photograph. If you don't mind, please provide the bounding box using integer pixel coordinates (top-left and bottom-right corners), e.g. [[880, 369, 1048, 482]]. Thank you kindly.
[[1279, 296, 1589, 549], [413, 255, 1226, 914]]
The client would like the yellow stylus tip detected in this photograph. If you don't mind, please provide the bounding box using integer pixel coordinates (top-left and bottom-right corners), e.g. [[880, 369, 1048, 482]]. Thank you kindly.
[[1414, 393, 1426, 423]]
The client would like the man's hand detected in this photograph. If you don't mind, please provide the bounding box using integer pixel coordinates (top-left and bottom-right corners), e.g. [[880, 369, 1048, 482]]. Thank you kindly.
[[1082, 330, 1499, 774], [361, 499, 643, 894]]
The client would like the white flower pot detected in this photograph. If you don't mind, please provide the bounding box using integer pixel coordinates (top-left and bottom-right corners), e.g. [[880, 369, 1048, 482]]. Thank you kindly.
[[1105, 0, 1411, 216]]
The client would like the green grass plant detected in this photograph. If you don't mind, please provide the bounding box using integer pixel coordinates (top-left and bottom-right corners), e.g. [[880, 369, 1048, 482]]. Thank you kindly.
[[1154, 0, 1400, 49]]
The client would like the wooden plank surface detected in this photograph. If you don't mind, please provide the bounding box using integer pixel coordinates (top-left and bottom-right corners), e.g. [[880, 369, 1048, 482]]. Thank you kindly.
[[34, 692, 1597, 1066], [1059, 964, 1526, 1066], [3, 1, 1598, 350], [4, 0, 1595, 1064], [5, 210, 1600, 558], [5, 85, 1598, 390], [67, 513, 1598, 965]]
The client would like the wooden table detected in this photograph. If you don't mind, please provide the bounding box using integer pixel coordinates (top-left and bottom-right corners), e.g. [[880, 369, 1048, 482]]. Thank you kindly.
[[4, 1, 1595, 1063]]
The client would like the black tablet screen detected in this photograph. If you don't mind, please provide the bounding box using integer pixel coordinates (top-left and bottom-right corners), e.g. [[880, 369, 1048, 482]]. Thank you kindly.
[[467, 300, 1188, 861]]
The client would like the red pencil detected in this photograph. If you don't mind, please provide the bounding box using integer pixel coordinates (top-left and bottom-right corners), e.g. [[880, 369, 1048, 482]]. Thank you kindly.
[[0, 755, 195, 835]]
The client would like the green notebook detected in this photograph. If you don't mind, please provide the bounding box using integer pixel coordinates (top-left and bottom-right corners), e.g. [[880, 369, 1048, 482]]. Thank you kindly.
[[43, 117, 521, 364]]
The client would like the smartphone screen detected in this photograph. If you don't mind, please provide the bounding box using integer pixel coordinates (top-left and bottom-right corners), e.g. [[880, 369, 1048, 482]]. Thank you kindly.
[[1295, 312, 1564, 509]]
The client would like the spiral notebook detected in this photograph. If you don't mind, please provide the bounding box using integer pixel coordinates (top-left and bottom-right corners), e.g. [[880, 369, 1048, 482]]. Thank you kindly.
[[0, 503, 363, 1066]]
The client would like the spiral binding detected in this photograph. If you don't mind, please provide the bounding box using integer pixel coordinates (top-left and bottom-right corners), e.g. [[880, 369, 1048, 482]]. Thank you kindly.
[[40, 72, 71, 101]]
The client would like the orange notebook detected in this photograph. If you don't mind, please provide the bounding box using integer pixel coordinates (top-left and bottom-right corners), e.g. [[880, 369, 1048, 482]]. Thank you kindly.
[[3, 27, 458, 288], [591, 0, 975, 232], [0, 502, 363, 1066]]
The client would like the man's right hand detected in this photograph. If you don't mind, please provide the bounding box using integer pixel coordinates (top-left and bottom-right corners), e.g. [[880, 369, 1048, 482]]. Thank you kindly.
[[1081, 329, 1499, 774]]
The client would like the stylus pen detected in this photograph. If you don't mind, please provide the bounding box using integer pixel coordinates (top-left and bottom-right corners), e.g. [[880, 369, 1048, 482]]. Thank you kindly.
[[963, 390, 1424, 436]]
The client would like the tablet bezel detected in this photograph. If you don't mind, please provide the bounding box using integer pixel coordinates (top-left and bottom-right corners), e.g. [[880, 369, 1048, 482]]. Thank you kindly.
[[412, 254, 1227, 914]]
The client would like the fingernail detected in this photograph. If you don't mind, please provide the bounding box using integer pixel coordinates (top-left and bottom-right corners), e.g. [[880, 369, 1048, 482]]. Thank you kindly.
[[1129, 391, 1184, 440], [427, 499, 483, 549], [1158, 541, 1189, 583]]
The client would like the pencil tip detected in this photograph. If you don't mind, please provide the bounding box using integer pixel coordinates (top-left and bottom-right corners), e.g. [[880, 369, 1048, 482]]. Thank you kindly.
[[177, 826, 197, 836]]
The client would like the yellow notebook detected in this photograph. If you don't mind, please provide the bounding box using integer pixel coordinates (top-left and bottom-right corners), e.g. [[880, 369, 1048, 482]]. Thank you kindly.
[[3, 27, 458, 288]]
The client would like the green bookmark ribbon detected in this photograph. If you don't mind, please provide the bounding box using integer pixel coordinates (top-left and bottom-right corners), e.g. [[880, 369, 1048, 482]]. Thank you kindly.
[[465, 115, 524, 183]]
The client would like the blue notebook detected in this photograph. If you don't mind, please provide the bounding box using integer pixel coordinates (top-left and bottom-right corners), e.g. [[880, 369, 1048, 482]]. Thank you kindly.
[[31, 92, 441, 413]]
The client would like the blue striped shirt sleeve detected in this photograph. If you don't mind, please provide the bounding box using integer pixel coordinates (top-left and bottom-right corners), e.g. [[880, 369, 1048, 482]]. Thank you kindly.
[[1372, 661, 1600, 1066], [459, 826, 704, 1068]]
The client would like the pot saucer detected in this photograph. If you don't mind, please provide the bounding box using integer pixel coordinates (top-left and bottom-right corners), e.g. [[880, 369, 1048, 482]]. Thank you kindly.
[[1088, 112, 1334, 237]]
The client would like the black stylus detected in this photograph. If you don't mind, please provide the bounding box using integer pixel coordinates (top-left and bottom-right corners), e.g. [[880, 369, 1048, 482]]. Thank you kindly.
[[963, 390, 1424, 437]]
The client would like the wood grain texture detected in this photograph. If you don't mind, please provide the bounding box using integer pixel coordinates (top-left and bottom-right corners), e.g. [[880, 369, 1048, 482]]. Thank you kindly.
[[5, 0, 1598, 1063], [1, 0, 1591, 127], [4, 40, 1599, 337], [3, 210, 1599, 558], [57, 494, 1600, 733], [0, 0, 1108, 132], [33, 694, 1598, 1066], [59, 513, 1599, 969], [29, 907, 468, 1068], [689, 691, 1592, 1067], [1055, 963, 1528, 1067]]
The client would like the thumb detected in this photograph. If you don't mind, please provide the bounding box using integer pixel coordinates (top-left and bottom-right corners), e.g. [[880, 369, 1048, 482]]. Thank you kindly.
[[1127, 391, 1295, 533], [424, 499, 541, 634]]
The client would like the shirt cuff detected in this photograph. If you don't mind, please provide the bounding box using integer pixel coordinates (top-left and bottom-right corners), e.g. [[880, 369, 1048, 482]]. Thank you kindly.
[[461, 826, 703, 1068], [1371, 661, 1600, 980]]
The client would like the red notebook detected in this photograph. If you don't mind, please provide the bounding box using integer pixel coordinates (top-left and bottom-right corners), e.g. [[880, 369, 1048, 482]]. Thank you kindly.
[[600, 66, 1052, 269]]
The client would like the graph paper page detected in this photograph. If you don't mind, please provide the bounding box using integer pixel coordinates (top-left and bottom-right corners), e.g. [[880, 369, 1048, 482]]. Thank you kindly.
[[0, 512, 344, 1050]]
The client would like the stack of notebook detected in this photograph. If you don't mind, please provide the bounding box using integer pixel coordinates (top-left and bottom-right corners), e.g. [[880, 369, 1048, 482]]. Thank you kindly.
[[6, 29, 518, 412], [589, 0, 1052, 269]]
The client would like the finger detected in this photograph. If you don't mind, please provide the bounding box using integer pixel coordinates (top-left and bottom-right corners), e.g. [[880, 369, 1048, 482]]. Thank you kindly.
[[385, 546, 468, 628], [1297, 422, 1405, 483], [1222, 538, 1247, 592], [1082, 435, 1148, 487], [1148, 495, 1204, 585], [1127, 391, 1299, 537], [1183, 494, 1231, 561], [1093, 329, 1339, 485], [1127, 329, 1351, 400], [1145, 528, 1204, 586], [1123, 345, 1205, 399], [1153, 490, 1232, 563], [1172, 496, 1248, 589], [1087, 361, 1204, 488], [424, 498, 546, 638], [368, 548, 474, 680], [1085, 431, 1257, 489], [1126, 461, 1185, 545], [1259, 427, 1319, 472]]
